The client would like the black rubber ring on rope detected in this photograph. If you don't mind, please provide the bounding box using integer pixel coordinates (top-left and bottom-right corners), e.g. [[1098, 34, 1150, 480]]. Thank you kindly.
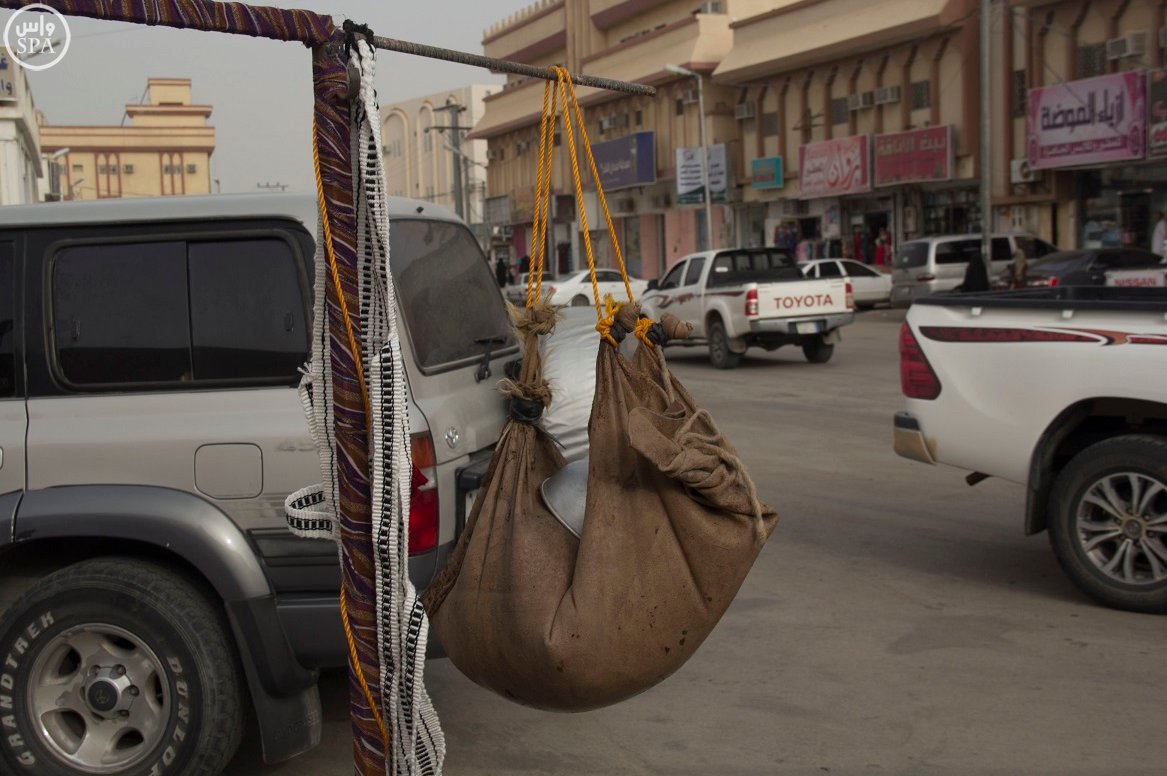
[[609, 322, 628, 344], [640, 315, 668, 347], [510, 397, 545, 425], [343, 19, 375, 59]]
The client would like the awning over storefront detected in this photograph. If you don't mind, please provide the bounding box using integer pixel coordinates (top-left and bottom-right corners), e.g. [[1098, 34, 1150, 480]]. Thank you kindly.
[[714, 0, 961, 82]]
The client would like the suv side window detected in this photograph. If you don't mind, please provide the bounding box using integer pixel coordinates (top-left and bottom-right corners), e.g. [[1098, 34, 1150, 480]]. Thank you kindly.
[[0, 243, 14, 397], [52, 238, 308, 388], [936, 240, 980, 264], [991, 238, 1013, 261], [53, 241, 192, 385], [188, 239, 306, 381]]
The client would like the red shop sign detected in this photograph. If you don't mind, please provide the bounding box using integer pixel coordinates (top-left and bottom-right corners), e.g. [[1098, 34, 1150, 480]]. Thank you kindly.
[[873, 125, 952, 187]]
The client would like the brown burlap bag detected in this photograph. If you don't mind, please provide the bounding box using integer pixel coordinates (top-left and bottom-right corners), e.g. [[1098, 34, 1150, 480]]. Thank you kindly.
[[422, 303, 778, 711]]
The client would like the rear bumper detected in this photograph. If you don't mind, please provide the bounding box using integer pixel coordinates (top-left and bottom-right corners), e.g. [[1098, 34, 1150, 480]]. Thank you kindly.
[[748, 311, 854, 335], [893, 412, 936, 465]]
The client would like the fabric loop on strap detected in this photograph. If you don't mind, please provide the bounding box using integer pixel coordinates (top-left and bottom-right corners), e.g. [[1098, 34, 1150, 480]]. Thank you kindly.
[[510, 397, 546, 424]]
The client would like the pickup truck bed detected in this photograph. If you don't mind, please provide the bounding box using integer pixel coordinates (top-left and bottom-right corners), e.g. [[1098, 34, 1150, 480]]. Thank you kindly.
[[895, 286, 1167, 612]]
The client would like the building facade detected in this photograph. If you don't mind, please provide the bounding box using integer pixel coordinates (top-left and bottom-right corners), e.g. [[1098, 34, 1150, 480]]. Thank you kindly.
[[380, 84, 494, 231], [0, 49, 43, 205], [41, 78, 214, 200], [473, 0, 776, 279], [476, 0, 1167, 275]]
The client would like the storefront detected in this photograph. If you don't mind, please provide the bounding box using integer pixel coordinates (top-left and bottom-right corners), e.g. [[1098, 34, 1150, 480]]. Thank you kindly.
[[871, 125, 969, 252], [799, 135, 873, 260], [1027, 70, 1153, 250]]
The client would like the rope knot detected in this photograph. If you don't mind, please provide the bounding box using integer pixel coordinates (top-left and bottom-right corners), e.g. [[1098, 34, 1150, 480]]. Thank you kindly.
[[595, 294, 625, 347]]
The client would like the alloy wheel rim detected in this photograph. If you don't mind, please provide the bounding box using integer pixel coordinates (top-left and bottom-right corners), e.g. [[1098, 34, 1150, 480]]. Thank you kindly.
[[26, 623, 171, 774], [1075, 471, 1167, 587]]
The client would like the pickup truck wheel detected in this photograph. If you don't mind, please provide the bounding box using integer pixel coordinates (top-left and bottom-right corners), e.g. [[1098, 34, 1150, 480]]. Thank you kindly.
[[801, 335, 835, 364], [1048, 435, 1167, 613], [0, 558, 243, 776], [570, 294, 589, 307], [707, 320, 741, 369]]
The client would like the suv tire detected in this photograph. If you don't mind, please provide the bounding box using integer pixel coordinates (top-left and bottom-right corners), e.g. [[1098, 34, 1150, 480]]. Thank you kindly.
[[0, 558, 243, 775], [1048, 434, 1167, 613]]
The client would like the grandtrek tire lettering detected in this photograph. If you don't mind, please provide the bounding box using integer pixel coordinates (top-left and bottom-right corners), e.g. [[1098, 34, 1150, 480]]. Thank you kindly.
[[775, 294, 834, 309], [0, 558, 243, 776]]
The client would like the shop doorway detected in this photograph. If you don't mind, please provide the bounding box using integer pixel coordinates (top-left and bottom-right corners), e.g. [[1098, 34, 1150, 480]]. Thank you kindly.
[[1120, 191, 1151, 250], [864, 211, 890, 267]]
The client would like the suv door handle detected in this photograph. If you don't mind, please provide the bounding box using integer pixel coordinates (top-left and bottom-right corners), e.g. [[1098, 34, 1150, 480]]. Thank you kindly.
[[0, 447, 4, 470]]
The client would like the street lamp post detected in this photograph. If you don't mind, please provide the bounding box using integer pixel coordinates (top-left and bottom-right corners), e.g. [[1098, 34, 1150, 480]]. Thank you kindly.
[[665, 64, 714, 251]]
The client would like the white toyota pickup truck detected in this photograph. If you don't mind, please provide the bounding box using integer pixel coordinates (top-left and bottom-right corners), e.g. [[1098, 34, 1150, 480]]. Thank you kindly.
[[639, 247, 854, 368], [894, 286, 1167, 612]]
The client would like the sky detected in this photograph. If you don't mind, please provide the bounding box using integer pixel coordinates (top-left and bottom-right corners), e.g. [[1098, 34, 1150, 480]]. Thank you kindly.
[[8, 0, 530, 194]]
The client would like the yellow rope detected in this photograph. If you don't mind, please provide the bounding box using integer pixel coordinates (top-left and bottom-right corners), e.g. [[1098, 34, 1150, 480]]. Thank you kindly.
[[562, 76, 635, 305], [633, 316, 656, 349], [553, 67, 605, 327], [526, 80, 555, 309], [312, 117, 389, 751]]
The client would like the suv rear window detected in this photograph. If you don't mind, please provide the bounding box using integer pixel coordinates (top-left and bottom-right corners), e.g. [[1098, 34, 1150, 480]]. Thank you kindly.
[[387, 219, 514, 370], [895, 242, 929, 269], [935, 240, 982, 265], [52, 237, 308, 388]]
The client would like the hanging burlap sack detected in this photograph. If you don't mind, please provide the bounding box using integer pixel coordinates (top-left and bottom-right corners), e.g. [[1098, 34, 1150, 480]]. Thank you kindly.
[[422, 303, 778, 711]]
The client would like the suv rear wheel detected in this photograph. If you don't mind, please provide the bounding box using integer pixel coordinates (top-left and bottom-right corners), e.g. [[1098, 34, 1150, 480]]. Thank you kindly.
[[1048, 435, 1167, 613], [707, 319, 741, 370], [0, 558, 243, 775]]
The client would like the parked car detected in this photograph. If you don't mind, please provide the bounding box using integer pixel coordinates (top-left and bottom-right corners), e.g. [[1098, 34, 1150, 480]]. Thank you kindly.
[[801, 258, 892, 309], [0, 194, 518, 775], [505, 268, 649, 308], [639, 247, 854, 368], [993, 247, 1163, 289], [891, 233, 1058, 306]]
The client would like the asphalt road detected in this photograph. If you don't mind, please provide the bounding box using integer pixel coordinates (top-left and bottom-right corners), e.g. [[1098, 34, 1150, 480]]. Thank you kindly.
[[226, 308, 1164, 776]]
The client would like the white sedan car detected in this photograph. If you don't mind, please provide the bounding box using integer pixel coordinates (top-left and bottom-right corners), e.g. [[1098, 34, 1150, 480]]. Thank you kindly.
[[507, 268, 649, 308], [800, 258, 892, 309]]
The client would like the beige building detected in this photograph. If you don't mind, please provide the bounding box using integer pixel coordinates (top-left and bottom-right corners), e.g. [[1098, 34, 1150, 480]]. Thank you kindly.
[[472, 0, 776, 278], [0, 49, 44, 204], [41, 78, 214, 200], [380, 85, 494, 226]]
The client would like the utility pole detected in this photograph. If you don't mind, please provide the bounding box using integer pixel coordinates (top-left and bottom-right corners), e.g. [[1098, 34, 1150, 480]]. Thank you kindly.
[[432, 102, 467, 220], [980, 0, 992, 278], [666, 64, 715, 251]]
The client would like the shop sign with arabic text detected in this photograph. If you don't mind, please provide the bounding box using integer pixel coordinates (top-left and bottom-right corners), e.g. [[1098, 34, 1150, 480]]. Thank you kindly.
[[1026, 71, 1145, 169], [1148, 68, 1167, 159], [798, 135, 871, 199]]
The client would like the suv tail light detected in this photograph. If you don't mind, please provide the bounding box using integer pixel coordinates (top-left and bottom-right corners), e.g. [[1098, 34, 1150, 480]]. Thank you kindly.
[[899, 323, 941, 399], [1048, 276, 1059, 287], [915, 273, 936, 282], [410, 432, 439, 554], [745, 288, 759, 317], [845, 280, 854, 310]]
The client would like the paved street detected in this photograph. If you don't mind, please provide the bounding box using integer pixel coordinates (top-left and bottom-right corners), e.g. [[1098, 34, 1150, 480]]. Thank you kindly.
[[226, 308, 1163, 776]]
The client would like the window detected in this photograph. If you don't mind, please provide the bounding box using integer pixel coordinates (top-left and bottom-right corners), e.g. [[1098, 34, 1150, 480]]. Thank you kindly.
[[423, 130, 433, 152], [0, 244, 14, 397], [675, 99, 685, 117], [683, 257, 706, 286], [123, 164, 134, 174], [817, 261, 843, 278], [97, 165, 107, 175], [596, 270, 623, 283], [52, 238, 308, 388], [935, 239, 981, 264], [910, 80, 931, 111], [386, 219, 514, 369], [53, 242, 192, 385], [895, 242, 929, 269], [830, 97, 849, 126], [188, 240, 306, 380], [186, 164, 197, 174], [71, 164, 82, 173], [842, 261, 880, 277], [553, 133, 561, 147], [991, 237, 1013, 261], [1077, 42, 1106, 79], [1012, 70, 1027, 117], [634, 110, 643, 126], [659, 262, 685, 289], [163, 165, 173, 175], [761, 112, 779, 137]]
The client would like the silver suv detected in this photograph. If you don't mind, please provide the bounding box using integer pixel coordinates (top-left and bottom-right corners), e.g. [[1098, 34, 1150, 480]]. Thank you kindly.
[[890, 233, 1058, 305], [0, 194, 515, 775]]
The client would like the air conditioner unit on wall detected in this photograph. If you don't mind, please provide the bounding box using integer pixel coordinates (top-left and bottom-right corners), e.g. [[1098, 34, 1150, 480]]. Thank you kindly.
[[614, 198, 636, 214], [680, 89, 698, 104], [487, 148, 500, 161], [874, 85, 901, 105], [1107, 31, 1147, 60], [734, 101, 756, 120], [1010, 158, 1036, 184], [847, 92, 875, 111]]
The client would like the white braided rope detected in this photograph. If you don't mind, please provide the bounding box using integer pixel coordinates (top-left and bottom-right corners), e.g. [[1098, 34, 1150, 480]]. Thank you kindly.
[[354, 39, 445, 776]]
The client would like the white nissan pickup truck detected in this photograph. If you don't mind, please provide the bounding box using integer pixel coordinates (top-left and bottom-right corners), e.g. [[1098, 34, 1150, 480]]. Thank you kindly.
[[894, 286, 1167, 612], [639, 247, 854, 368]]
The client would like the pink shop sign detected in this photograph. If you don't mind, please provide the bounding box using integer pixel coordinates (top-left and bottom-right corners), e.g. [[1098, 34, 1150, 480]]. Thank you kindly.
[[798, 135, 871, 198], [1027, 71, 1146, 170]]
